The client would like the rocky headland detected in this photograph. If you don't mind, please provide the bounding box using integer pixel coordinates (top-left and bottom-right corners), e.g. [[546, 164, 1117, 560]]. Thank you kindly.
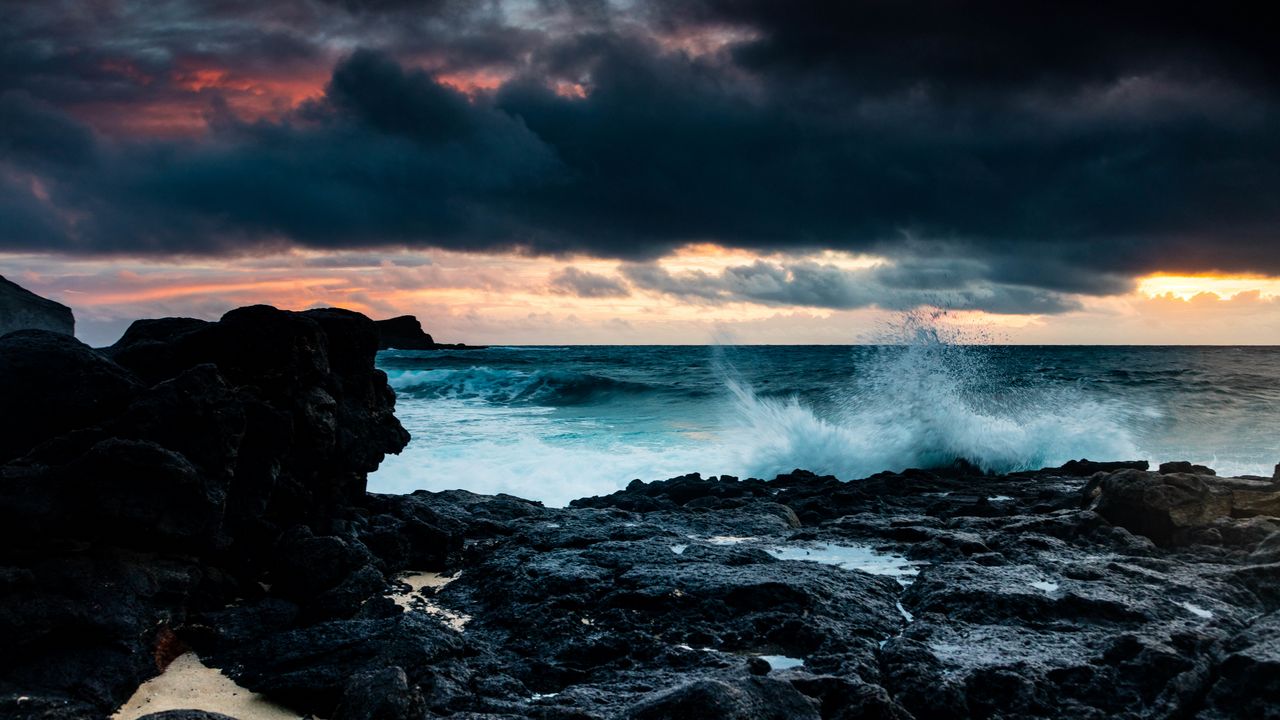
[[1, 305, 1278, 720], [376, 316, 485, 351], [0, 275, 74, 337]]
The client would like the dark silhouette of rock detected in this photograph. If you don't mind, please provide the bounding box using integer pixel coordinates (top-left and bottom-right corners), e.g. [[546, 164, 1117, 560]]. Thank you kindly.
[[210, 613, 464, 715], [0, 275, 73, 337], [0, 329, 141, 464], [1159, 460, 1217, 475], [375, 315, 435, 349], [334, 666, 423, 720], [1050, 458, 1149, 476], [374, 314, 484, 350], [0, 305, 415, 719]]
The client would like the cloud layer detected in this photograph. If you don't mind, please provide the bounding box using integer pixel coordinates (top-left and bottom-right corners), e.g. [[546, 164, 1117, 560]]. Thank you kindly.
[[2, 0, 1279, 315]]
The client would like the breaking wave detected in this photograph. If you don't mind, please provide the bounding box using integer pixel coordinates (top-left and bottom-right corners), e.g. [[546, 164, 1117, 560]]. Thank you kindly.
[[722, 313, 1142, 478]]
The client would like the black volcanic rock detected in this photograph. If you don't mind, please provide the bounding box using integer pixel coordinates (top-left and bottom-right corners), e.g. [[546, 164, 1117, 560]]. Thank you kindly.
[[0, 274, 74, 337], [0, 329, 142, 464], [625, 677, 821, 720], [0, 305, 414, 719], [374, 314, 484, 350], [376, 315, 436, 349], [1159, 460, 1217, 475]]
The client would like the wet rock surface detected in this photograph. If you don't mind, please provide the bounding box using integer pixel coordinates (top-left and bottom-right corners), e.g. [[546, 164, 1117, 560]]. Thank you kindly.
[[1, 305, 1278, 719]]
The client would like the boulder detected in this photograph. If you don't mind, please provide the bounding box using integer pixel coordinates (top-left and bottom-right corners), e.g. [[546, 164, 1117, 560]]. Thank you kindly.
[[1050, 459, 1150, 476], [211, 613, 464, 715], [1159, 460, 1216, 476], [1214, 476, 1280, 518], [0, 275, 73, 337], [1090, 470, 1233, 544], [334, 666, 422, 720]]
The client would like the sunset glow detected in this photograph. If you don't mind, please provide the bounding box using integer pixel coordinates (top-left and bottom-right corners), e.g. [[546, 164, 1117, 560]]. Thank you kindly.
[[2, 1, 1278, 346], [1136, 274, 1280, 301]]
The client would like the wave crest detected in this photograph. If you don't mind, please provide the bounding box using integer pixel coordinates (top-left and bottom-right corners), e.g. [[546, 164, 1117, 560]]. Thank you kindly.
[[387, 366, 652, 406], [723, 314, 1142, 478]]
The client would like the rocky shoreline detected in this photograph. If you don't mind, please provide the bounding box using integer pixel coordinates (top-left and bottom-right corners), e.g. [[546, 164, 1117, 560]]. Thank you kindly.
[[2, 306, 1278, 719]]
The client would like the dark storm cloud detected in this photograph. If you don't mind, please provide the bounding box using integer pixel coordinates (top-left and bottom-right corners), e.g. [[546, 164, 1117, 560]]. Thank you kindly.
[[1, 0, 1279, 314], [620, 260, 1079, 315], [549, 267, 630, 298]]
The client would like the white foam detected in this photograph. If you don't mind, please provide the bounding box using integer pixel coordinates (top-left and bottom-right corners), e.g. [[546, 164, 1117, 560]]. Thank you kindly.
[[1030, 581, 1059, 593], [371, 314, 1148, 506], [670, 544, 688, 554]]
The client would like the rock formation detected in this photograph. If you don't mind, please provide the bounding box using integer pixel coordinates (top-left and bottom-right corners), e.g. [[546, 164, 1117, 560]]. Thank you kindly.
[[1, 305, 1277, 719], [375, 315, 483, 350], [0, 274, 74, 337]]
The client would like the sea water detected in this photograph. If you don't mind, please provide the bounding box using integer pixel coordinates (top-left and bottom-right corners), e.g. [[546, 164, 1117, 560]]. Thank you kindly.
[[370, 342, 1280, 506]]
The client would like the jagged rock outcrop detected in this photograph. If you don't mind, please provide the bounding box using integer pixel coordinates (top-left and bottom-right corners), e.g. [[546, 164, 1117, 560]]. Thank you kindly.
[[0, 305, 423, 719], [376, 315, 436, 349], [0, 275, 74, 337], [374, 314, 483, 350]]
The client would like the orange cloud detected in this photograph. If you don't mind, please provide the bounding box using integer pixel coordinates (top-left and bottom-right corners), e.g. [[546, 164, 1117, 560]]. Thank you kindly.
[[435, 69, 513, 97], [1136, 273, 1280, 301]]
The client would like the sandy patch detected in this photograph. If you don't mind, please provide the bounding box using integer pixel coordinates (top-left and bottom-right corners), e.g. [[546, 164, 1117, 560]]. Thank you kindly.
[[387, 571, 471, 631], [112, 652, 300, 720]]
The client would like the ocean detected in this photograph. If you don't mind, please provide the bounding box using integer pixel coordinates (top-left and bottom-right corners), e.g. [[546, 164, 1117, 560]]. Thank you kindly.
[[369, 340, 1280, 506]]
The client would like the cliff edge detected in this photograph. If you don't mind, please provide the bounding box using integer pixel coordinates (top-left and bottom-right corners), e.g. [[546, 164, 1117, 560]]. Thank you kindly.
[[0, 275, 74, 337]]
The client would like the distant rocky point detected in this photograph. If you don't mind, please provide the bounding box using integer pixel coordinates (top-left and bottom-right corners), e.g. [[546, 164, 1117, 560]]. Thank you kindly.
[[375, 315, 485, 350], [0, 275, 74, 337]]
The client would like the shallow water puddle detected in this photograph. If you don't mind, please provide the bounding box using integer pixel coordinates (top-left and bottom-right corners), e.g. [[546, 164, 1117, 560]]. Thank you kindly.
[[759, 655, 805, 671], [896, 601, 915, 623], [1178, 601, 1214, 619], [765, 543, 924, 585], [112, 652, 300, 720], [706, 535, 754, 545]]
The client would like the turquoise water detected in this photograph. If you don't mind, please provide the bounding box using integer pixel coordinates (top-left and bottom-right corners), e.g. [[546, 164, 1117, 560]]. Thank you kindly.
[[370, 344, 1280, 506]]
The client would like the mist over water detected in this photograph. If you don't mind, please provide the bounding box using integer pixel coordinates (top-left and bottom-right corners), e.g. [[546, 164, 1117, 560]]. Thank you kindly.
[[370, 321, 1280, 506]]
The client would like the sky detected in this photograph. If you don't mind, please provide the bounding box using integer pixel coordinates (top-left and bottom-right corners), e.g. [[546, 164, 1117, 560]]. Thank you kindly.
[[1, 0, 1279, 345]]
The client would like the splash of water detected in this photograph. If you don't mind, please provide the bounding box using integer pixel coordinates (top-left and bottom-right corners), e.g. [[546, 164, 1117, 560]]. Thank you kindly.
[[723, 311, 1141, 478]]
